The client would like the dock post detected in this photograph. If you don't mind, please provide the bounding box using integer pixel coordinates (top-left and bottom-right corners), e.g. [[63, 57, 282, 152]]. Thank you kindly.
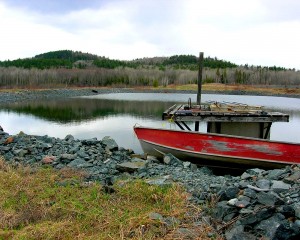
[[195, 52, 204, 131], [197, 52, 204, 106]]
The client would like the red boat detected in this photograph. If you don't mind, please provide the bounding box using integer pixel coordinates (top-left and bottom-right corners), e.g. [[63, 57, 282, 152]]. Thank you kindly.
[[134, 53, 300, 169], [134, 126, 300, 169]]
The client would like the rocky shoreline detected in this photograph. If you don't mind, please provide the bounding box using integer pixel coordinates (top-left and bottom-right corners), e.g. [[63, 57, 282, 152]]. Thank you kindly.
[[0, 87, 300, 105], [1, 127, 300, 239]]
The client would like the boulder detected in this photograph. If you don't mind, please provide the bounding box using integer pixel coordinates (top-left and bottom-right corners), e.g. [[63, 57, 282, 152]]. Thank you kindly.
[[163, 153, 183, 167], [102, 136, 118, 150], [116, 158, 147, 173]]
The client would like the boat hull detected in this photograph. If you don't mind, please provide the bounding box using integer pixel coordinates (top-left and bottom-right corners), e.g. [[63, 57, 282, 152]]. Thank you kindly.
[[134, 126, 300, 169]]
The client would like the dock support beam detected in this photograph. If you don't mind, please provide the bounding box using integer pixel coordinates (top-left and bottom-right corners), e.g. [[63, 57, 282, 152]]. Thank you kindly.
[[195, 122, 199, 131]]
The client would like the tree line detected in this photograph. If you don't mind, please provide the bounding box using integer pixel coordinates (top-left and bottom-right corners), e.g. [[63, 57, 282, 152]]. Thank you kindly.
[[0, 50, 299, 89], [0, 65, 299, 89]]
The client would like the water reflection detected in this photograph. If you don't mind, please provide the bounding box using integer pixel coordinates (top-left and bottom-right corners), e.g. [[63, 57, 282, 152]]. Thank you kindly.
[[1, 93, 300, 153], [0, 98, 177, 123]]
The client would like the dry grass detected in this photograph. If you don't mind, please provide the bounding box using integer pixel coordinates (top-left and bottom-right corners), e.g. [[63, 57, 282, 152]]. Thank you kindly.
[[0, 158, 222, 239], [164, 83, 300, 96]]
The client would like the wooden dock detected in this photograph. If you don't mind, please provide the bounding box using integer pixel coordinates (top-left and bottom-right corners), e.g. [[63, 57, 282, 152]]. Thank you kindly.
[[162, 101, 289, 139], [162, 103, 289, 123]]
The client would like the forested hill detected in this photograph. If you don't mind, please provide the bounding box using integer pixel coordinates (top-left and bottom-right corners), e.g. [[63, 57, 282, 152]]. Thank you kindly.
[[0, 50, 242, 70], [34, 50, 99, 61]]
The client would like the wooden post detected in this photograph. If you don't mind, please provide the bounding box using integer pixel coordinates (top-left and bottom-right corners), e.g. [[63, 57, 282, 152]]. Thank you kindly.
[[195, 52, 204, 131], [197, 52, 204, 105]]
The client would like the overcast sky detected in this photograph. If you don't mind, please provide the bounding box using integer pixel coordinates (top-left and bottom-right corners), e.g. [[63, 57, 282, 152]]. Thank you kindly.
[[1, 0, 300, 69]]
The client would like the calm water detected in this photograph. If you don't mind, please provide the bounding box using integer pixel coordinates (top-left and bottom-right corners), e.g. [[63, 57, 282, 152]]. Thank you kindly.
[[1, 93, 300, 154]]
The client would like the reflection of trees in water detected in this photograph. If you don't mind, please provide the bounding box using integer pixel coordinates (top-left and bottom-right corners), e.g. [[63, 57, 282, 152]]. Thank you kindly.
[[1, 96, 300, 124], [0, 98, 177, 123]]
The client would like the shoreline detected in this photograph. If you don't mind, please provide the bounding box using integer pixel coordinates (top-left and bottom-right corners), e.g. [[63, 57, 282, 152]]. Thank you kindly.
[[1, 86, 300, 105]]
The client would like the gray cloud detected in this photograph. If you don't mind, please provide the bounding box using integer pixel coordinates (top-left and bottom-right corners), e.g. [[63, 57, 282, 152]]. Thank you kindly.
[[2, 0, 108, 13], [0, 0, 299, 69]]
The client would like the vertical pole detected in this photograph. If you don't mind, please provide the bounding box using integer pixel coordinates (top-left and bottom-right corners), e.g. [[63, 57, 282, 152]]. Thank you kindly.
[[197, 52, 204, 106], [195, 52, 204, 131]]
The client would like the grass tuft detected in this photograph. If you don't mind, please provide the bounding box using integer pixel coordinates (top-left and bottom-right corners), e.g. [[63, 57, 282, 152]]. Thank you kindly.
[[0, 158, 223, 239]]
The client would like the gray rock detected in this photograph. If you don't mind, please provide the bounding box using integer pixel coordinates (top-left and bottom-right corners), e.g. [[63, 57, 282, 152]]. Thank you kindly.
[[271, 180, 291, 192], [238, 180, 250, 188], [146, 176, 173, 186], [38, 142, 53, 149], [238, 208, 274, 225], [214, 201, 238, 220], [224, 212, 238, 221], [227, 198, 239, 206], [272, 220, 300, 240], [225, 224, 256, 240], [64, 134, 75, 141], [0, 146, 10, 152], [61, 153, 76, 161], [183, 161, 191, 168], [225, 186, 240, 199], [293, 203, 300, 219], [246, 168, 265, 176], [267, 169, 288, 180], [240, 172, 251, 180], [257, 192, 280, 206], [82, 138, 99, 146], [238, 195, 251, 202], [77, 150, 89, 158], [244, 188, 256, 199], [239, 208, 254, 214], [254, 214, 284, 238], [39, 135, 54, 144], [146, 155, 159, 162], [256, 179, 270, 190], [14, 149, 28, 157], [102, 136, 118, 150], [149, 212, 164, 221], [199, 166, 213, 175], [116, 160, 147, 173], [163, 153, 183, 166], [277, 205, 295, 218], [190, 163, 198, 171], [99, 167, 109, 174], [67, 158, 93, 168], [285, 170, 300, 183]]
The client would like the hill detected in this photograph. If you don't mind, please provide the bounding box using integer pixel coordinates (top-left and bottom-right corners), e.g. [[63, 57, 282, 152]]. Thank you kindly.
[[34, 50, 99, 61], [0, 50, 240, 70]]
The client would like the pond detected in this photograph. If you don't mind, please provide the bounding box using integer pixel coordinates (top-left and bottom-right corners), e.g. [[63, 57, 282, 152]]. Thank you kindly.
[[1, 93, 300, 154]]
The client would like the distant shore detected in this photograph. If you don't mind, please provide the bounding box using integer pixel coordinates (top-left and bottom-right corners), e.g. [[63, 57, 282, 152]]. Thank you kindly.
[[0, 85, 300, 105]]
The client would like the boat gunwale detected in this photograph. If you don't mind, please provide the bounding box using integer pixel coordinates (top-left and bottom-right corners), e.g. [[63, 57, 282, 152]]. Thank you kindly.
[[134, 125, 300, 146]]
